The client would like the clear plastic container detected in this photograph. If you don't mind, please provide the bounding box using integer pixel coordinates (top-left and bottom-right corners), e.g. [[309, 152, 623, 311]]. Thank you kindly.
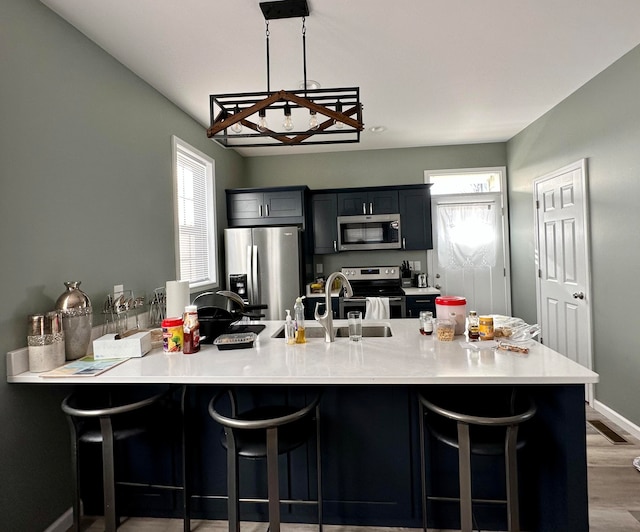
[[435, 296, 466, 335], [434, 317, 456, 341]]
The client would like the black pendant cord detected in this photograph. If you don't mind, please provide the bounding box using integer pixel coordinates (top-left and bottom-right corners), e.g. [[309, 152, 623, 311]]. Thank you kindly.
[[302, 17, 307, 99], [265, 20, 271, 93]]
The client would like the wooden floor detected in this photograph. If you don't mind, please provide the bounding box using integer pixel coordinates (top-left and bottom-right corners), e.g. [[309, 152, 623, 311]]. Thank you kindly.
[[77, 406, 640, 532]]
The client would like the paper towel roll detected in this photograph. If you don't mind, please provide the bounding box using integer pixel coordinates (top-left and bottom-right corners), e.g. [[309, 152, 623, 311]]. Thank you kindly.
[[166, 280, 190, 319]]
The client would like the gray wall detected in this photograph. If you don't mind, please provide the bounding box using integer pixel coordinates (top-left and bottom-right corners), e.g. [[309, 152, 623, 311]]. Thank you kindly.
[[507, 45, 640, 425], [0, 0, 244, 529], [244, 143, 506, 189]]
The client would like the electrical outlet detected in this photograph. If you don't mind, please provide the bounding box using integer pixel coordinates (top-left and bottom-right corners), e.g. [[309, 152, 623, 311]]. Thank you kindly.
[[408, 261, 414, 270], [316, 263, 323, 274], [414, 261, 421, 272]]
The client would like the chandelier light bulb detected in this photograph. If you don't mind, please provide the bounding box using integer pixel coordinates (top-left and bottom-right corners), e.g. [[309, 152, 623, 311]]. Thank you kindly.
[[309, 111, 319, 131], [257, 109, 268, 132], [231, 105, 243, 133], [283, 104, 294, 131]]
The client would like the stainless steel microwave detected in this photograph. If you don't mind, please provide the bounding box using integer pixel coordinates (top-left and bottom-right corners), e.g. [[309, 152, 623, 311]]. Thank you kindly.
[[337, 214, 402, 251]]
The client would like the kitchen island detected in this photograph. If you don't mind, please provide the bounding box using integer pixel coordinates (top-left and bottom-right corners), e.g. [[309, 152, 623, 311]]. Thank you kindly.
[[7, 319, 598, 530]]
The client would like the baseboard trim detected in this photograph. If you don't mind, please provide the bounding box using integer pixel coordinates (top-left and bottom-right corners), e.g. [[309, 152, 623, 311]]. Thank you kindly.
[[45, 507, 73, 532], [593, 399, 640, 441]]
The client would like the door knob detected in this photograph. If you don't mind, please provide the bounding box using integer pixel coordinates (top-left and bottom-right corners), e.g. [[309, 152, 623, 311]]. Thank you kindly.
[[572, 292, 585, 300]]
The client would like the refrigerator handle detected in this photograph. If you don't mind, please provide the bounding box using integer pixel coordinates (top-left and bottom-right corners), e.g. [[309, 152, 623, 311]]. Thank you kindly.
[[251, 245, 259, 304], [246, 245, 253, 303]]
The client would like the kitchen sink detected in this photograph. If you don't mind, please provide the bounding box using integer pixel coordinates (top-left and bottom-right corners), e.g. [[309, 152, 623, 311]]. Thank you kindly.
[[271, 325, 392, 339]]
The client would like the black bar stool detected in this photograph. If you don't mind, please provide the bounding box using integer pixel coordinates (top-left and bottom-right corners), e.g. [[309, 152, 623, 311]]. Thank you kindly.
[[418, 386, 536, 532], [208, 387, 323, 532], [61, 385, 190, 532]]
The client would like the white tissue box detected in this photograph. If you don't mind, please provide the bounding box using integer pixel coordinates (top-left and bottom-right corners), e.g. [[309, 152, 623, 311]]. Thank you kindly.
[[93, 332, 152, 359]]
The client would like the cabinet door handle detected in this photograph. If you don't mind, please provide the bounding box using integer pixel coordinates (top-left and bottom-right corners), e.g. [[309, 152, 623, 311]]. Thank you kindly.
[[265, 204, 270, 217], [402, 237, 406, 249], [333, 240, 337, 253], [362, 202, 367, 214], [369, 202, 373, 214], [259, 205, 263, 217]]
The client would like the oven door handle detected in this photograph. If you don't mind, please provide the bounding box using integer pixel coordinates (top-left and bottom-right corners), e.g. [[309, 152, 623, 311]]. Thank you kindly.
[[343, 297, 404, 302]]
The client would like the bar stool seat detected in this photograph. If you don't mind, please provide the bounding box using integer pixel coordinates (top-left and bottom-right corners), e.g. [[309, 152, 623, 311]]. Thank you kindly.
[[208, 388, 322, 532], [61, 386, 189, 532], [418, 386, 536, 532], [219, 404, 316, 458]]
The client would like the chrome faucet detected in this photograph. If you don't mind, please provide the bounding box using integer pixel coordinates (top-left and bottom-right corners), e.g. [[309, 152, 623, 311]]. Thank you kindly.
[[315, 271, 353, 342]]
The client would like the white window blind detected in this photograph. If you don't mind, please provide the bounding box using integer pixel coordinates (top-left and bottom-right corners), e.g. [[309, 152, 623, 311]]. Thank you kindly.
[[172, 136, 217, 288]]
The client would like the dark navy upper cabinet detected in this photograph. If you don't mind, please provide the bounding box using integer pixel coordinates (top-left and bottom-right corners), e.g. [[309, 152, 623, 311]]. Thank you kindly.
[[227, 186, 308, 228], [338, 190, 399, 215], [399, 185, 433, 250], [311, 193, 338, 254]]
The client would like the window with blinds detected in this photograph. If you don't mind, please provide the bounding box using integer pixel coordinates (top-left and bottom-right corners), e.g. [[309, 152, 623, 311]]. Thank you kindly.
[[172, 136, 217, 288]]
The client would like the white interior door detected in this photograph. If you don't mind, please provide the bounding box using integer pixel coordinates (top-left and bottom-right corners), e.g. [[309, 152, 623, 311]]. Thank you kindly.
[[430, 193, 511, 316], [534, 160, 593, 399]]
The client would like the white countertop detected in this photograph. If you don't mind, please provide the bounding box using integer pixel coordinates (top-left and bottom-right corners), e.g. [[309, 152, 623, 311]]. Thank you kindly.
[[7, 319, 598, 386]]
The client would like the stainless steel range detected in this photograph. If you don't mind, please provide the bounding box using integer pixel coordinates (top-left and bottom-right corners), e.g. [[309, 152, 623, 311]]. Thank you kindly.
[[338, 266, 406, 319]]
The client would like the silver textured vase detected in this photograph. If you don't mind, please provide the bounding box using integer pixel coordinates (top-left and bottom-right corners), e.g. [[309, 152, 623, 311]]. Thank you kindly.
[[55, 281, 93, 360]]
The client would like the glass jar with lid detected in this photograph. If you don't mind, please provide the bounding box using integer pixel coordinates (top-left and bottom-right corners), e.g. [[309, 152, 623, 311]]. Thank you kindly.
[[419, 311, 433, 335]]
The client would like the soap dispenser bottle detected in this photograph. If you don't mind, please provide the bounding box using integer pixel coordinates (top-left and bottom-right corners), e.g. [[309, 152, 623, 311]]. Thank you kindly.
[[293, 296, 306, 343], [284, 309, 296, 345]]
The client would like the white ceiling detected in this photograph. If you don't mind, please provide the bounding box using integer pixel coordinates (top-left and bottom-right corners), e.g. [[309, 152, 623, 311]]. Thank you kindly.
[[41, 0, 640, 157]]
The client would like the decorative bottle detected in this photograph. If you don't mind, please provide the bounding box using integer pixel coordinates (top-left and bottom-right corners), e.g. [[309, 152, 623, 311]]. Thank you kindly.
[[55, 281, 93, 360]]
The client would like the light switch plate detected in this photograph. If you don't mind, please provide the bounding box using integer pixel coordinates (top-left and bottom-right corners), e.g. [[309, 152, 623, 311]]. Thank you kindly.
[[316, 263, 323, 274], [414, 261, 422, 272]]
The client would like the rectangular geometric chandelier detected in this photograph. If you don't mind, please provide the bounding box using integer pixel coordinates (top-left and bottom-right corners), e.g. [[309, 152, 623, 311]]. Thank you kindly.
[[207, 0, 364, 148]]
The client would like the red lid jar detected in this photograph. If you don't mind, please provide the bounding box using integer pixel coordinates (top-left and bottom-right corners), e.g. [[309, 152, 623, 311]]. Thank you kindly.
[[162, 317, 184, 353], [435, 296, 467, 335]]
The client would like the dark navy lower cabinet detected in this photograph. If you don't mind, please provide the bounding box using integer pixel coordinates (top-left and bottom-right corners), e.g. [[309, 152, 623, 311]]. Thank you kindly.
[[77, 384, 587, 531]]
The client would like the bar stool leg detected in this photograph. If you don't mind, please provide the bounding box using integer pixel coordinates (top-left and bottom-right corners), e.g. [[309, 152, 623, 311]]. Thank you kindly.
[[457, 422, 473, 532], [419, 401, 428, 532], [180, 386, 191, 532], [226, 432, 240, 532], [67, 418, 81, 532], [266, 426, 281, 532], [315, 405, 323, 532], [505, 425, 520, 532], [99, 416, 117, 532]]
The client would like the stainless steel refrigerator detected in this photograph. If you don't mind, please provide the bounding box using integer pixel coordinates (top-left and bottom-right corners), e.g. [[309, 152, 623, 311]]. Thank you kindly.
[[224, 226, 302, 321]]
